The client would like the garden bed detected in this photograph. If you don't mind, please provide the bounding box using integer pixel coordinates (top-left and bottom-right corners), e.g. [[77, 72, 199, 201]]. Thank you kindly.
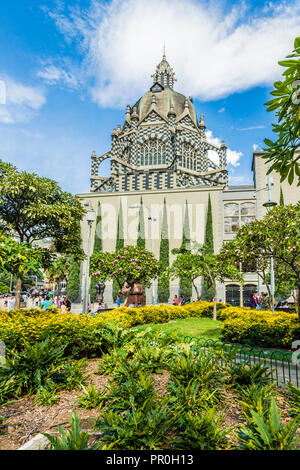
[[0, 358, 248, 450]]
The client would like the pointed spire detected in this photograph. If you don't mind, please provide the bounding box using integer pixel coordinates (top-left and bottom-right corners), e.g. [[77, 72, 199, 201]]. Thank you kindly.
[[220, 140, 227, 148], [151, 52, 177, 90], [198, 114, 206, 129], [131, 106, 139, 120], [125, 104, 131, 122]]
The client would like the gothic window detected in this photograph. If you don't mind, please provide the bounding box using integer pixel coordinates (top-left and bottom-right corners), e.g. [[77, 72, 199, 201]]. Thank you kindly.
[[224, 202, 256, 234], [140, 139, 166, 166], [181, 143, 197, 171]]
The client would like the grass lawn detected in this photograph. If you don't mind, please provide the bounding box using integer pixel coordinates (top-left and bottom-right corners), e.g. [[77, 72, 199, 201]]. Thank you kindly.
[[135, 317, 222, 341]]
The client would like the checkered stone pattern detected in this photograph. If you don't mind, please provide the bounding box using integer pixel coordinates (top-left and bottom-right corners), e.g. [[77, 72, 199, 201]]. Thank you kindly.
[[90, 100, 228, 192]]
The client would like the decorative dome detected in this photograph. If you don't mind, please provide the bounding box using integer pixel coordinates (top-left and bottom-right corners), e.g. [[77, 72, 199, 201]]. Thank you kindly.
[[134, 89, 197, 126], [132, 53, 198, 127]]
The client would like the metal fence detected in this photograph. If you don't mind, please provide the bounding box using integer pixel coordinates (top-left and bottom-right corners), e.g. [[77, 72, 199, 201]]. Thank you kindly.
[[177, 335, 300, 388]]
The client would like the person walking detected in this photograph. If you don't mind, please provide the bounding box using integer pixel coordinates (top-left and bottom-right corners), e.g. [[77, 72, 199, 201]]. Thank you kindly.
[[7, 295, 15, 311], [116, 295, 121, 307], [41, 295, 53, 311], [62, 295, 71, 312], [173, 295, 178, 306], [249, 291, 259, 309]]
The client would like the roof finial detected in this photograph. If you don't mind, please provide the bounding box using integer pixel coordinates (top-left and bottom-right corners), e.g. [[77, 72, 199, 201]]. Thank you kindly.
[[163, 42, 166, 60]]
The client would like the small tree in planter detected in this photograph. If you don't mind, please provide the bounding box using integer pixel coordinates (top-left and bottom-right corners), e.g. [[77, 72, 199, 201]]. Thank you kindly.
[[221, 203, 300, 318], [90, 246, 160, 306], [168, 243, 242, 320]]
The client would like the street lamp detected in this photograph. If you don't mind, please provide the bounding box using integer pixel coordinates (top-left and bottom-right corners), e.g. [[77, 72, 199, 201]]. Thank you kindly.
[[262, 172, 277, 315], [83, 202, 96, 313]]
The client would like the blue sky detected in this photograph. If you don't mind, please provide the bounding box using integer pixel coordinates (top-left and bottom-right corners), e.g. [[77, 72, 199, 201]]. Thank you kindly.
[[0, 0, 299, 193]]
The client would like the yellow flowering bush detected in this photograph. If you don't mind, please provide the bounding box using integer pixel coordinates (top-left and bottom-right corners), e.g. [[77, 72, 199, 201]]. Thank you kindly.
[[221, 308, 300, 348], [0, 302, 223, 352], [2, 301, 298, 351]]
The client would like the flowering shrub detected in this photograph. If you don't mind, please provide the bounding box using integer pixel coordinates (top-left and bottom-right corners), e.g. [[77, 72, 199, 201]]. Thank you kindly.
[[221, 308, 300, 348], [0, 302, 224, 352], [1, 302, 298, 352]]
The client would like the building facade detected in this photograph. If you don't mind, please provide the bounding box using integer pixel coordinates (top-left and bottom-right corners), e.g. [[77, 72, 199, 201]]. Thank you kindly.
[[78, 55, 300, 307]]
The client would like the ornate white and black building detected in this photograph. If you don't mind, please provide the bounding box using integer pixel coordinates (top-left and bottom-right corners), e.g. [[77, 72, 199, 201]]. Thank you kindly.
[[79, 54, 300, 307], [90, 54, 227, 194]]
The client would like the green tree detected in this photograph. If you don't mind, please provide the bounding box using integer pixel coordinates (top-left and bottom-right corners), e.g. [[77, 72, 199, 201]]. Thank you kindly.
[[179, 201, 192, 301], [203, 194, 215, 300], [169, 243, 242, 319], [280, 186, 285, 206], [90, 203, 102, 303], [157, 198, 169, 303], [222, 203, 300, 318], [113, 201, 124, 301], [0, 159, 85, 254], [46, 257, 70, 293], [67, 255, 81, 303], [91, 246, 159, 306], [263, 37, 300, 185], [137, 197, 145, 249], [0, 235, 50, 307]]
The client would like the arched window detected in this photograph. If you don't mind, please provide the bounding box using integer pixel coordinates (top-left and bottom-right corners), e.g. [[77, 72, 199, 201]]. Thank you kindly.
[[225, 284, 241, 306], [243, 284, 258, 307], [181, 143, 197, 170], [140, 139, 166, 166], [224, 203, 239, 233]]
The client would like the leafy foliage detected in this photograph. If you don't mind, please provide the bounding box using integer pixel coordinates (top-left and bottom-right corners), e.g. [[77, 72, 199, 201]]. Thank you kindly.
[[179, 201, 192, 301], [44, 410, 100, 450], [0, 159, 85, 254], [222, 203, 300, 316], [285, 382, 300, 418], [137, 197, 145, 249], [169, 243, 242, 318], [157, 198, 170, 303], [229, 361, 272, 388], [91, 245, 160, 303], [35, 386, 60, 407], [203, 193, 215, 301], [237, 398, 300, 450], [77, 385, 107, 409], [0, 339, 65, 395], [95, 397, 172, 450], [263, 37, 300, 185], [173, 408, 233, 450], [67, 255, 81, 303]]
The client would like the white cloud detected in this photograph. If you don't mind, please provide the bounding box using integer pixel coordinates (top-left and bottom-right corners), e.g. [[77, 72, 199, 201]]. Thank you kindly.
[[37, 63, 80, 90], [0, 76, 46, 124], [206, 129, 243, 167], [218, 107, 226, 113], [235, 125, 266, 131], [46, 0, 300, 108], [228, 175, 253, 185]]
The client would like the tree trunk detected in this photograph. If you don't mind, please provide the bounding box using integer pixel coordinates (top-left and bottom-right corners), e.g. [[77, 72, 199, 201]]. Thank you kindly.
[[213, 286, 217, 321], [297, 286, 300, 322], [15, 275, 22, 309], [192, 280, 201, 301]]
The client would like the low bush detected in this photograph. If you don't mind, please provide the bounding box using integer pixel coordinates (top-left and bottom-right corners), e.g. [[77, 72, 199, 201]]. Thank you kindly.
[[221, 309, 300, 348], [237, 398, 300, 450]]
